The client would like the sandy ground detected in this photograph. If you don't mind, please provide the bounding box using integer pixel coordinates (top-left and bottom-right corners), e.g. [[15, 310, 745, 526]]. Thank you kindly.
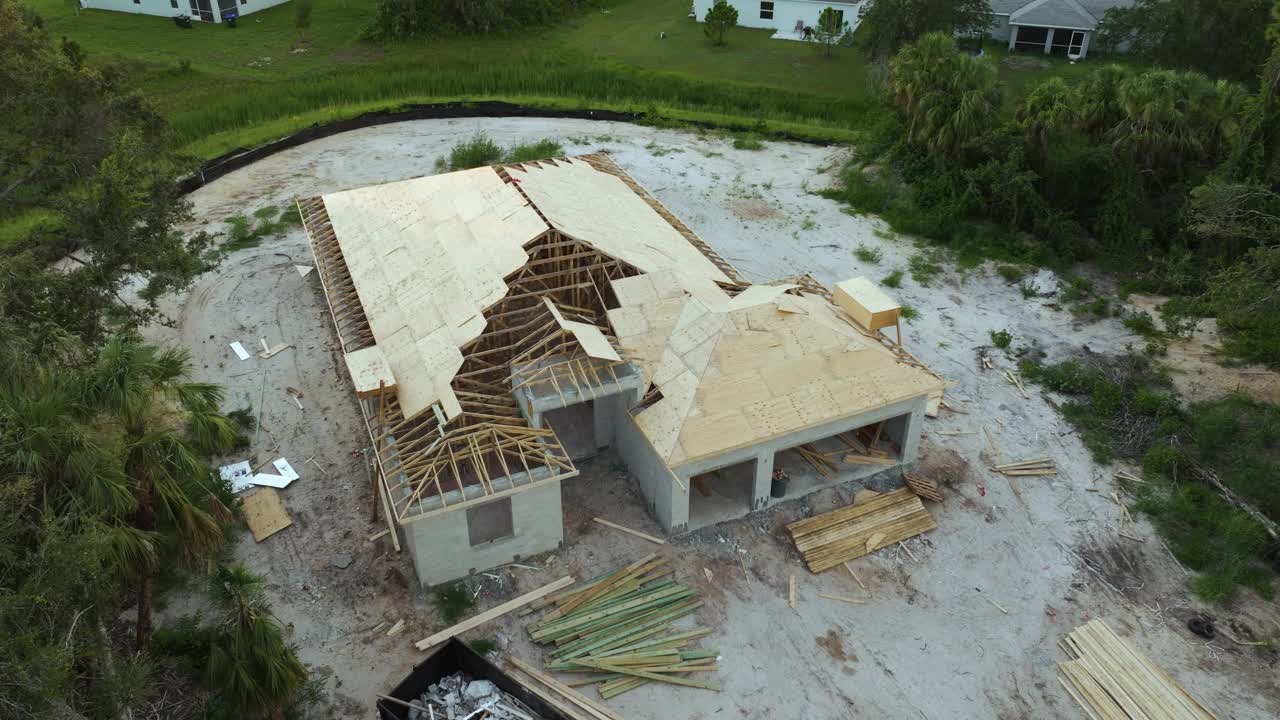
[[149, 118, 1280, 719]]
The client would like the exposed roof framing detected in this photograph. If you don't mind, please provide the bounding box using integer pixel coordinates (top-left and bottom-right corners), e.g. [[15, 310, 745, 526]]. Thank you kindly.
[[300, 155, 735, 525]]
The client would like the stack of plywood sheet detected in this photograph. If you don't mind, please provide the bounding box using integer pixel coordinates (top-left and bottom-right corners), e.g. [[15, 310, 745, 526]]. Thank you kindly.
[[525, 554, 718, 699], [1059, 619, 1217, 720], [786, 488, 937, 572]]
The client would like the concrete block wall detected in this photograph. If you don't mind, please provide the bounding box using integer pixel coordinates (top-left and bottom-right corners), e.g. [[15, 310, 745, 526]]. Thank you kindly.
[[403, 481, 563, 587], [614, 408, 687, 532]]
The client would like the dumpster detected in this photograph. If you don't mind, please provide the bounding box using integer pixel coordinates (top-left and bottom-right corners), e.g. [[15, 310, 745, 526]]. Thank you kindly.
[[376, 639, 572, 720]]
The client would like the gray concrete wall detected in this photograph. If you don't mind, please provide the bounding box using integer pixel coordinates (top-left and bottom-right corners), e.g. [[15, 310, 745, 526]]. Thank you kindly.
[[403, 481, 563, 587], [614, 407, 686, 532], [644, 394, 930, 534]]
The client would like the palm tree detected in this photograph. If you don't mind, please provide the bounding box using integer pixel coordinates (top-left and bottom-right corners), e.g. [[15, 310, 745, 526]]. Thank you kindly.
[[890, 32, 1001, 160], [1074, 64, 1131, 137], [207, 564, 307, 718], [1017, 77, 1078, 149], [83, 336, 239, 652]]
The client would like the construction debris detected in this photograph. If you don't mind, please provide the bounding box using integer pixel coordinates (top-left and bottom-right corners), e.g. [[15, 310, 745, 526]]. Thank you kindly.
[[786, 488, 937, 572], [1059, 619, 1217, 720], [229, 341, 251, 361], [416, 576, 576, 651], [524, 554, 719, 699], [1005, 369, 1029, 398], [990, 457, 1057, 477], [903, 472, 943, 503], [592, 518, 665, 545], [400, 672, 546, 720], [241, 489, 292, 542]]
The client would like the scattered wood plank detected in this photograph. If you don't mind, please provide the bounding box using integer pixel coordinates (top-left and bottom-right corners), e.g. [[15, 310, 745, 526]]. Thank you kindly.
[[788, 574, 796, 609], [508, 657, 622, 720], [368, 528, 390, 542], [385, 619, 406, 637], [818, 593, 865, 605], [593, 518, 666, 545], [1059, 619, 1218, 720], [904, 472, 943, 503], [241, 489, 292, 542], [843, 561, 867, 592], [415, 576, 575, 650]]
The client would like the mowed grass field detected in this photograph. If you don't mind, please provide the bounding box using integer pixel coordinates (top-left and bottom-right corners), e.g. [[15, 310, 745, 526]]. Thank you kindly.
[[29, 0, 1128, 157]]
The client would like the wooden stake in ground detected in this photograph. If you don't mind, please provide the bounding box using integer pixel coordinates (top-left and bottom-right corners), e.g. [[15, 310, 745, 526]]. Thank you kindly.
[[415, 576, 575, 650], [843, 561, 867, 592]]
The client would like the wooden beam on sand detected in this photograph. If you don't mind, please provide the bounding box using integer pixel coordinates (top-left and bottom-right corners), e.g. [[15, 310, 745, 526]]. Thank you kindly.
[[415, 576, 575, 650]]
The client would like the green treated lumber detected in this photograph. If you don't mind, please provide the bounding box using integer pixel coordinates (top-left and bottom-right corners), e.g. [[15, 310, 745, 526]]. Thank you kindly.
[[547, 598, 688, 647], [561, 574, 677, 617], [678, 649, 719, 661], [537, 590, 692, 643], [573, 659, 721, 691], [532, 584, 687, 639], [599, 677, 647, 699], [553, 600, 701, 660], [543, 572, 675, 629], [579, 652, 681, 666], [595, 628, 711, 657], [550, 600, 685, 651], [546, 553, 659, 621], [563, 673, 623, 687], [553, 623, 673, 662]]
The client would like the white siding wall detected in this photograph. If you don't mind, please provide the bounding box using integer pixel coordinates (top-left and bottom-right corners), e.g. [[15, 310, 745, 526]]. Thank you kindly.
[[693, 0, 863, 33], [83, 0, 289, 22]]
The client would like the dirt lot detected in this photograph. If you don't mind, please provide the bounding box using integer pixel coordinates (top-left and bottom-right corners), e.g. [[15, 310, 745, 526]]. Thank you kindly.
[[149, 118, 1280, 719]]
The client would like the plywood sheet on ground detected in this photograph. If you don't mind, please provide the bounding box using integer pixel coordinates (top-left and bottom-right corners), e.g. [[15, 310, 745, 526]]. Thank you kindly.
[[610, 269, 944, 467], [242, 488, 293, 542], [321, 168, 547, 420]]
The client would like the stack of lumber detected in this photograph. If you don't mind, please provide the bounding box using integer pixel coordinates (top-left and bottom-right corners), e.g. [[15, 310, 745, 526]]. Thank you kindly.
[[797, 426, 898, 476], [1058, 619, 1217, 720], [786, 488, 937, 572], [840, 424, 897, 465], [903, 472, 943, 503], [525, 554, 718, 699], [991, 457, 1057, 477]]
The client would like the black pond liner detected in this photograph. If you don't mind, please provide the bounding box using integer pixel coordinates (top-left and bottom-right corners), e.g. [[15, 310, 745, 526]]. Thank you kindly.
[[176, 100, 835, 195], [376, 638, 573, 720]]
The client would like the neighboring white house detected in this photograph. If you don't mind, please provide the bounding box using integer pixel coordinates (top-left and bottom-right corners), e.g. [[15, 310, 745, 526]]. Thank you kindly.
[[81, 0, 289, 23], [692, 0, 864, 40], [988, 0, 1133, 59]]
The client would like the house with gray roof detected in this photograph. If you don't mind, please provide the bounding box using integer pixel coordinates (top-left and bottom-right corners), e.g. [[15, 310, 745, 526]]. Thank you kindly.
[[988, 0, 1133, 59]]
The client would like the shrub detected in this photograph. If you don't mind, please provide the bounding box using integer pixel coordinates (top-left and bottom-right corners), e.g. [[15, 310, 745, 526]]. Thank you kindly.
[[505, 138, 563, 163], [442, 134, 504, 171], [908, 251, 943, 286], [882, 269, 904, 288], [854, 244, 883, 263], [432, 582, 476, 623], [900, 305, 919, 322], [732, 135, 765, 150], [996, 264, 1024, 282], [989, 329, 1012, 349]]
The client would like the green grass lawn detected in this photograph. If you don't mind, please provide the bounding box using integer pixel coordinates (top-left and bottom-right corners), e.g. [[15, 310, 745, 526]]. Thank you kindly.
[[27, 0, 1135, 158]]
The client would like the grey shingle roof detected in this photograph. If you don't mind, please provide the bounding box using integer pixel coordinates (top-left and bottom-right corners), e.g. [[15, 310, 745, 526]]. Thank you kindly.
[[990, 0, 1132, 28]]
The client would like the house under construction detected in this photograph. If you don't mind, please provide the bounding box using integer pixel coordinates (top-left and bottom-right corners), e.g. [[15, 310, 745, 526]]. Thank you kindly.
[[298, 154, 945, 586]]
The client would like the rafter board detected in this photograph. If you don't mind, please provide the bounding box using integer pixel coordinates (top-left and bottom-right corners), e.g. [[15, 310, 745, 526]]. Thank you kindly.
[[510, 159, 731, 285], [321, 168, 547, 420]]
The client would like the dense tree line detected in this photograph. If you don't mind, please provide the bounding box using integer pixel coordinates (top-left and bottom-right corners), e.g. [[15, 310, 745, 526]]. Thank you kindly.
[[845, 7, 1280, 367], [1, 1, 310, 716], [365, 0, 596, 40]]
